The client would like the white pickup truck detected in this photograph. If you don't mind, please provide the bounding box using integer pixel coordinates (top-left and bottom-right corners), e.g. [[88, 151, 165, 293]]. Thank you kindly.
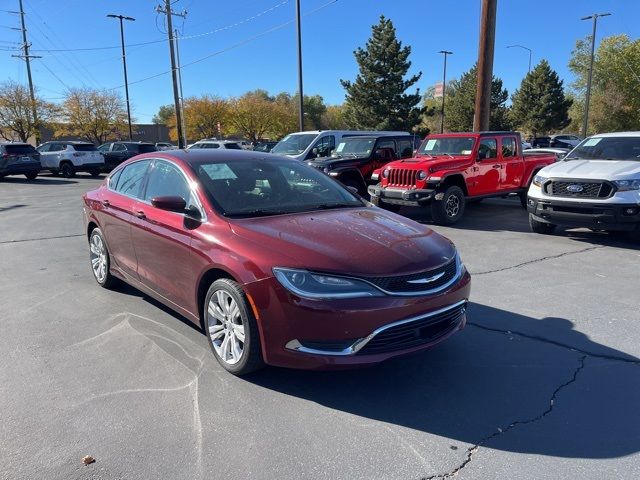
[[527, 132, 640, 234], [37, 141, 105, 178]]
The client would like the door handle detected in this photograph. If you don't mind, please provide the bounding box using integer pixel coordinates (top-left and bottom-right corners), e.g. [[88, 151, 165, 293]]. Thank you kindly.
[[102, 200, 110, 207], [492, 164, 501, 169], [134, 210, 146, 219]]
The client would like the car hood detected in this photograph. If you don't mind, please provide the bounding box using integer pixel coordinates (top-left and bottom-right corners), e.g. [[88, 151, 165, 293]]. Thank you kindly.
[[390, 155, 472, 172], [229, 207, 456, 277], [540, 159, 640, 180]]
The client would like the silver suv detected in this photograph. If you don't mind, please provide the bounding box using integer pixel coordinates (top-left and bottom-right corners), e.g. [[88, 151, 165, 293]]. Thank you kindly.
[[527, 132, 640, 234], [37, 141, 104, 178]]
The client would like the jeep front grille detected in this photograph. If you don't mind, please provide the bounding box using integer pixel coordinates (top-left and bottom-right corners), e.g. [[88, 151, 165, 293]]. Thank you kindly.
[[388, 168, 417, 187]]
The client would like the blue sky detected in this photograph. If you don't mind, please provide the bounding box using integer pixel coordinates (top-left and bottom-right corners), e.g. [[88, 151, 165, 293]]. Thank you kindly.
[[2, 0, 638, 123]]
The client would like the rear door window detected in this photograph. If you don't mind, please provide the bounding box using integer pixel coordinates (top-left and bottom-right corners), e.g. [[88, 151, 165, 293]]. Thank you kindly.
[[73, 144, 98, 151], [501, 137, 517, 158], [114, 160, 150, 199], [113, 144, 127, 152], [224, 143, 242, 150]]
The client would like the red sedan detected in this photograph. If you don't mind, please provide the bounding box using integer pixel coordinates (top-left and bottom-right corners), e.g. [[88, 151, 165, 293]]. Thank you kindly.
[[83, 150, 471, 375]]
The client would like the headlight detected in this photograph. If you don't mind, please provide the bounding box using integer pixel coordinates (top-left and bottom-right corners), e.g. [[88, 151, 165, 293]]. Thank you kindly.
[[613, 179, 640, 191], [532, 174, 547, 187], [323, 167, 330, 173], [382, 168, 389, 178], [417, 170, 427, 180], [273, 268, 383, 299]]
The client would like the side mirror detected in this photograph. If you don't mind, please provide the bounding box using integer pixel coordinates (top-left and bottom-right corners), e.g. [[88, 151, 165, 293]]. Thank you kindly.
[[151, 195, 187, 212], [312, 147, 318, 156]]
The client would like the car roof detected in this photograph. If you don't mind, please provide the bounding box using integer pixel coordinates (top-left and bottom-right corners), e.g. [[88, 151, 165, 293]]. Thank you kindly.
[[0, 141, 31, 145], [588, 131, 640, 138], [134, 148, 290, 167]]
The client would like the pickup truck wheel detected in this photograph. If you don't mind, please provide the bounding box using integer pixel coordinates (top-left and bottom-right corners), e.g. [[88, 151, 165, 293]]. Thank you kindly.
[[431, 185, 465, 225], [60, 162, 75, 178], [89, 169, 102, 178], [529, 214, 556, 234]]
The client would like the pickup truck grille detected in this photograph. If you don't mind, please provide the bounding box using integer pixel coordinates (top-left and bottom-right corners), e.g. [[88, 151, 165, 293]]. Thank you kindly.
[[388, 168, 416, 187], [546, 180, 613, 199], [356, 302, 465, 355], [364, 258, 458, 294]]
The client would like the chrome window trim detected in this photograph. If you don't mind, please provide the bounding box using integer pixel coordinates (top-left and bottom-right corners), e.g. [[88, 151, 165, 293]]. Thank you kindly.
[[285, 299, 467, 356]]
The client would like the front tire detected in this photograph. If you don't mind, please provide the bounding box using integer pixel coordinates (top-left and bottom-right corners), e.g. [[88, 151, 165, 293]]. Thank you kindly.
[[529, 214, 557, 234], [25, 172, 38, 180], [431, 185, 466, 225], [89, 228, 117, 288], [60, 162, 75, 178], [204, 279, 264, 375]]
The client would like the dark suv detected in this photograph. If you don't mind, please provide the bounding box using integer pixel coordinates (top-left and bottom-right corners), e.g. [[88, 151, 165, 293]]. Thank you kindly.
[[0, 142, 41, 180], [307, 135, 418, 195], [98, 141, 158, 170]]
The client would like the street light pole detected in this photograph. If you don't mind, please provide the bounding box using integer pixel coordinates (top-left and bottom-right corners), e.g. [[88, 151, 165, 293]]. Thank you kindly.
[[438, 50, 452, 134], [107, 14, 135, 141], [581, 12, 611, 138], [506, 44, 532, 73], [295, 0, 304, 131]]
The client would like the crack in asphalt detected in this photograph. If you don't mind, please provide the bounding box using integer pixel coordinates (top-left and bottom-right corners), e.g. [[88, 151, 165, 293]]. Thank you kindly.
[[469, 323, 640, 365], [422, 355, 588, 480], [0, 233, 84, 245], [470, 246, 604, 275]]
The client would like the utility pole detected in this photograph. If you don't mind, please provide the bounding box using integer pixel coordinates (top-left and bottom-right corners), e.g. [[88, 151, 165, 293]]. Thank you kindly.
[[473, 0, 497, 132], [12, 0, 41, 144], [156, 1, 187, 148], [506, 44, 532, 73], [107, 14, 135, 141], [174, 29, 187, 146], [438, 50, 452, 134], [295, 0, 304, 131], [581, 12, 611, 138]]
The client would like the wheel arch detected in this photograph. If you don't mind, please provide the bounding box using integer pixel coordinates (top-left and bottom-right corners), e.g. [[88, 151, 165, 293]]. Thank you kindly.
[[441, 173, 469, 196]]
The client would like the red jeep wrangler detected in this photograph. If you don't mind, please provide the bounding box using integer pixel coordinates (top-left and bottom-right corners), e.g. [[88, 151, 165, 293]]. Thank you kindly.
[[368, 132, 557, 225]]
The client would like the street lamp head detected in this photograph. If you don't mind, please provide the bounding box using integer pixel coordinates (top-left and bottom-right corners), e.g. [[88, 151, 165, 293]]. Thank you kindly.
[[107, 14, 136, 21], [581, 13, 611, 20], [438, 50, 453, 55]]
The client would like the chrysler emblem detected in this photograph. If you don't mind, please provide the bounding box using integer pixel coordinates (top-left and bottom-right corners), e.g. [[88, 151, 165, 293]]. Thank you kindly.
[[407, 272, 446, 284], [566, 184, 584, 193]]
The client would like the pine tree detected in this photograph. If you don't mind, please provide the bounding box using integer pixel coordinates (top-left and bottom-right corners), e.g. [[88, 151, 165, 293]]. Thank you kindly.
[[340, 16, 422, 131], [444, 64, 511, 132], [511, 59, 572, 136]]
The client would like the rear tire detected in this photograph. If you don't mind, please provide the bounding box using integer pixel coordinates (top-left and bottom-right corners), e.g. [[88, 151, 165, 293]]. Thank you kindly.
[[60, 162, 75, 178], [204, 279, 264, 376], [50, 169, 60, 176], [25, 172, 38, 180], [529, 214, 557, 234], [431, 185, 466, 225], [89, 169, 101, 178], [89, 228, 117, 288]]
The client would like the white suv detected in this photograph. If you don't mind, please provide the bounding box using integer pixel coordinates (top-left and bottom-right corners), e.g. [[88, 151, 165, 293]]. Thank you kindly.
[[527, 132, 640, 234], [37, 141, 105, 178], [187, 140, 243, 150]]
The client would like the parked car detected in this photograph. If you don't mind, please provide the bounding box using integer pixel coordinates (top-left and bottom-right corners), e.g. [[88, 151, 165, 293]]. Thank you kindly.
[[37, 141, 104, 178], [253, 141, 278, 153], [83, 150, 471, 375], [532, 136, 551, 148], [548, 134, 582, 149], [527, 132, 640, 234], [155, 142, 176, 151], [368, 132, 557, 225], [523, 147, 570, 161], [187, 140, 243, 150], [98, 142, 158, 171], [0, 142, 41, 180], [522, 140, 532, 150], [271, 130, 410, 161], [238, 140, 253, 150], [307, 134, 417, 196]]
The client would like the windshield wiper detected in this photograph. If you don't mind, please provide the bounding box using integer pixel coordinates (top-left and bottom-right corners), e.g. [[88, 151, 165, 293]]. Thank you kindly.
[[225, 209, 290, 218], [314, 202, 360, 210]]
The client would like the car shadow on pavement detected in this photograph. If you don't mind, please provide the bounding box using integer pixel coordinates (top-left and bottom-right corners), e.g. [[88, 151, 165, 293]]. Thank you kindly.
[[0, 204, 27, 213], [0, 177, 78, 185], [246, 302, 640, 461]]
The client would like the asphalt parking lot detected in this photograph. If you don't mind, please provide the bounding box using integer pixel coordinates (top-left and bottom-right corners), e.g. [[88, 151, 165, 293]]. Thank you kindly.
[[1, 174, 639, 480]]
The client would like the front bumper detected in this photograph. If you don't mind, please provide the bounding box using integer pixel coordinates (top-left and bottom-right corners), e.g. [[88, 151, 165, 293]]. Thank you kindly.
[[527, 197, 640, 231], [368, 184, 435, 206], [244, 270, 471, 370]]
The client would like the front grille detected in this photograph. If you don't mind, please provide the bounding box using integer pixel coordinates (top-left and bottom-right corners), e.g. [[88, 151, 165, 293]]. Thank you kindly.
[[357, 303, 465, 355], [388, 168, 417, 187], [546, 180, 613, 199], [364, 259, 458, 294]]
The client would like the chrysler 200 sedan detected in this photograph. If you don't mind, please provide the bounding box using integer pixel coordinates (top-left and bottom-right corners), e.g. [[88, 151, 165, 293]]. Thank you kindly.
[[83, 150, 471, 375]]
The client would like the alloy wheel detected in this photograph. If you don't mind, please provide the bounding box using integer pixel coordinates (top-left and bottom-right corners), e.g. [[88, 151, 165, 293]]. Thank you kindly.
[[207, 290, 245, 365], [89, 233, 107, 283], [445, 194, 460, 217]]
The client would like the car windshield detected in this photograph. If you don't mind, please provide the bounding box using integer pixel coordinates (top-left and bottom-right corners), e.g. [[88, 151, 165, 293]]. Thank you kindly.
[[565, 136, 640, 161], [418, 137, 475, 156], [332, 138, 376, 157], [195, 157, 364, 218], [271, 134, 317, 155], [72, 144, 97, 151]]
